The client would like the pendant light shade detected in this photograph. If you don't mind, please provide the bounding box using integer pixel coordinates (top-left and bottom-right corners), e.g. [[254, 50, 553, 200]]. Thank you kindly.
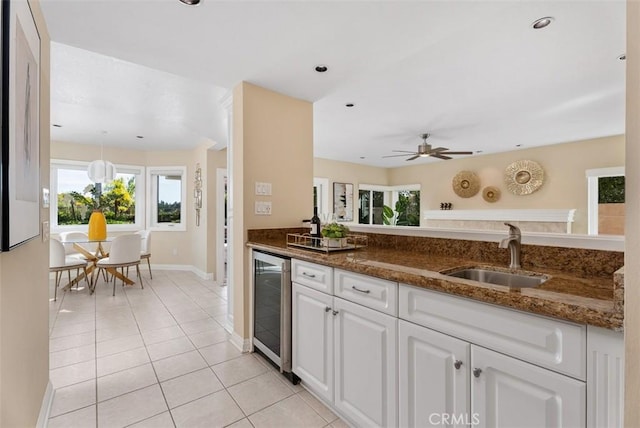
[[87, 160, 117, 183]]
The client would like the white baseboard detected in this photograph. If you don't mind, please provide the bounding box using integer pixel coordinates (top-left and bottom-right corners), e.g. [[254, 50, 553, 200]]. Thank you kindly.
[[36, 381, 54, 428], [150, 264, 213, 280], [230, 331, 251, 353]]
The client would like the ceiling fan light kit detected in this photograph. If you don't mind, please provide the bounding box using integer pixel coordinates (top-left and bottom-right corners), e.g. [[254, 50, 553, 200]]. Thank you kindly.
[[383, 133, 473, 161]]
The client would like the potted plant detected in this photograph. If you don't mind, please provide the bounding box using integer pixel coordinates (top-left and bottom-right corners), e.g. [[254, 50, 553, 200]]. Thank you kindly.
[[321, 222, 350, 247]]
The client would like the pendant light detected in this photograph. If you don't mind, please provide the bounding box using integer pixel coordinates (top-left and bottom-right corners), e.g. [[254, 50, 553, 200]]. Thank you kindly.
[[87, 131, 117, 183]]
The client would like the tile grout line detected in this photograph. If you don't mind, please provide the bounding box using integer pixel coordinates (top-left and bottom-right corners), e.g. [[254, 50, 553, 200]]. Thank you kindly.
[[122, 274, 178, 428]]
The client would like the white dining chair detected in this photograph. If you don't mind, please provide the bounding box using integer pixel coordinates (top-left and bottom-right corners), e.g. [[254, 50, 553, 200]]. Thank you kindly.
[[135, 229, 152, 279], [94, 234, 143, 296], [58, 231, 97, 259], [49, 238, 89, 301]]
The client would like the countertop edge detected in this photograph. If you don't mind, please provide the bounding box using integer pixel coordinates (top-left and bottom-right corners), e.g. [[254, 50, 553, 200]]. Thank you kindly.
[[247, 241, 622, 331]]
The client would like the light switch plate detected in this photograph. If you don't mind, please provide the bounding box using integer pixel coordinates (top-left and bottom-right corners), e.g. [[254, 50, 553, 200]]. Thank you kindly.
[[255, 201, 272, 215], [255, 182, 272, 196]]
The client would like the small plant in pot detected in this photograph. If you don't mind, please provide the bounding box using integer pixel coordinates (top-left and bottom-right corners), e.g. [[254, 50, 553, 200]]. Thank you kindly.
[[321, 222, 350, 248]]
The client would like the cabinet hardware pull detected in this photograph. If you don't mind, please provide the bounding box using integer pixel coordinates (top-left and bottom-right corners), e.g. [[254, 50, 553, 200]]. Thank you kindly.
[[352, 286, 370, 294], [325, 306, 331, 312], [332, 310, 339, 316], [473, 368, 482, 378], [454, 360, 463, 370], [302, 272, 316, 278]]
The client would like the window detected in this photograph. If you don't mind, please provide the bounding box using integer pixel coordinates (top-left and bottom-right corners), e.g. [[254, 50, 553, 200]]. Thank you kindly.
[[147, 166, 187, 231], [587, 167, 625, 235], [51, 160, 144, 231], [358, 184, 421, 226]]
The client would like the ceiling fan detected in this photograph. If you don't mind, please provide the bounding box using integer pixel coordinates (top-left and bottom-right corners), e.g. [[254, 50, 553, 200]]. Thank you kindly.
[[383, 133, 473, 161]]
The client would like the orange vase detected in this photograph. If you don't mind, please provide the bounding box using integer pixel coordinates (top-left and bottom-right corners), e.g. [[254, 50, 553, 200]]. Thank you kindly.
[[88, 210, 107, 240]]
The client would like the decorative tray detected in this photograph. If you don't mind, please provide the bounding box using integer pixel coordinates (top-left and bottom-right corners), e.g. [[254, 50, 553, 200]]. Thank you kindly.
[[286, 233, 368, 253]]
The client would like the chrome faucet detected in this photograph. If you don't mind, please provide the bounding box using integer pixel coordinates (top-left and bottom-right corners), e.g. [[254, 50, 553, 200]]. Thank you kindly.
[[499, 223, 521, 269]]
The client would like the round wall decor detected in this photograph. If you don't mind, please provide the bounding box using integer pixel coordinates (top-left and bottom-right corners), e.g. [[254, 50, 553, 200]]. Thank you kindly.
[[452, 171, 480, 198], [504, 160, 544, 195], [482, 186, 501, 203]]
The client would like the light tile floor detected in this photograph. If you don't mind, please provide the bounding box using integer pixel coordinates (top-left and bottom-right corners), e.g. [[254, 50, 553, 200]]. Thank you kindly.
[[49, 270, 347, 428]]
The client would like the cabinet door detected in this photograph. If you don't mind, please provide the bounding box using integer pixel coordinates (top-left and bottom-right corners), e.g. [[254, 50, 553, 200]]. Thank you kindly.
[[292, 283, 334, 402], [399, 320, 471, 428], [472, 346, 586, 428], [334, 297, 397, 428]]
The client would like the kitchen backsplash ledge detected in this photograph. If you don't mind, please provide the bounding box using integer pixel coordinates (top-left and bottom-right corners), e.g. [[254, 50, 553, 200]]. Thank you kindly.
[[247, 228, 623, 279]]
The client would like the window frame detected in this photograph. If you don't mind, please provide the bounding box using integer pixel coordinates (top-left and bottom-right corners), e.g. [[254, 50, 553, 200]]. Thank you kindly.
[[146, 166, 188, 232], [50, 159, 145, 233], [358, 183, 421, 226], [586, 166, 625, 235]]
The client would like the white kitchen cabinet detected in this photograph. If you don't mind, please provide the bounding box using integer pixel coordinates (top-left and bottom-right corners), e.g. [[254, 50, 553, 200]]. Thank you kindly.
[[472, 346, 586, 428], [587, 326, 624, 428], [399, 320, 470, 428], [292, 282, 334, 403], [292, 259, 398, 428], [334, 297, 397, 428]]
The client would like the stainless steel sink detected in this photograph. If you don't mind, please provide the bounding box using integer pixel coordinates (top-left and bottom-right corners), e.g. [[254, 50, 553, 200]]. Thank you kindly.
[[444, 268, 548, 288]]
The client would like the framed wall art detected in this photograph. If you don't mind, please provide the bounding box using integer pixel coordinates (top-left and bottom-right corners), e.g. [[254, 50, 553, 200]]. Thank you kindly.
[[333, 182, 353, 222], [1, 0, 42, 250]]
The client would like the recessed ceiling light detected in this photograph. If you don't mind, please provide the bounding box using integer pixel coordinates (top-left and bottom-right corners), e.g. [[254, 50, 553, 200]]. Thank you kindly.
[[532, 17, 553, 29], [178, 0, 201, 5], [315, 65, 328, 73], [52, 124, 62, 128], [345, 103, 355, 108], [618, 54, 626, 61], [136, 135, 144, 139], [475, 150, 483, 154]]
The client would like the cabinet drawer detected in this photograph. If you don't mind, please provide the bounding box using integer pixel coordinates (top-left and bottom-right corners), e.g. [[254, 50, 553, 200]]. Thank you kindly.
[[292, 259, 333, 294], [399, 284, 586, 380], [335, 269, 398, 316]]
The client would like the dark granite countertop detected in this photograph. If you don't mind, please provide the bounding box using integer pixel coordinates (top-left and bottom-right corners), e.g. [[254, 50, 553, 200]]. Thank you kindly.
[[247, 238, 623, 331]]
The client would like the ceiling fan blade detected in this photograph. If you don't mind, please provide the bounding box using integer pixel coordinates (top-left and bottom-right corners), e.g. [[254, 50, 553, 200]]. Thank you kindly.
[[431, 153, 452, 160], [405, 155, 420, 161], [440, 151, 473, 155], [430, 147, 448, 152], [383, 153, 417, 158]]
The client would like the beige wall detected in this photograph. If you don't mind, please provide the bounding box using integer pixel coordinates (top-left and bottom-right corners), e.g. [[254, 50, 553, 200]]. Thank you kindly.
[[316, 135, 624, 234], [231, 82, 313, 338], [0, 1, 51, 425], [50, 141, 227, 276], [625, 1, 639, 424]]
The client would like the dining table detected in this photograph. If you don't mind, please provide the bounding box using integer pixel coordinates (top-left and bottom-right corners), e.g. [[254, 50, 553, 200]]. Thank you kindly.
[[61, 237, 136, 292]]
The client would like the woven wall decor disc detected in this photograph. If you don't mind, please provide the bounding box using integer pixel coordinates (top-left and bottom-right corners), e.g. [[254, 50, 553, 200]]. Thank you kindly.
[[504, 160, 544, 195], [482, 186, 501, 203], [452, 171, 480, 198]]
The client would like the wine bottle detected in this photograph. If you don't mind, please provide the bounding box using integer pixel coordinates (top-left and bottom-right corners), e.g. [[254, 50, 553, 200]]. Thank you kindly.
[[310, 207, 322, 246]]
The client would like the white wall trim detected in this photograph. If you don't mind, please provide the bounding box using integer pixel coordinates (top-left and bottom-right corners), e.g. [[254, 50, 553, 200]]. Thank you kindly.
[[586, 166, 625, 235], [36, 381, 54, 428], [229, 331, 251, 353], [347, 224, 624, 251], [216, 168, 227, 287], [423, 209, 576, 223], [150, 264, 213, 280]]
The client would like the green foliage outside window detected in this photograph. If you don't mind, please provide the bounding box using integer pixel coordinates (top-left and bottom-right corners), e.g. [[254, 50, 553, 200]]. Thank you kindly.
[[598, 176, 625, 204], [57, 177, 136, 225]]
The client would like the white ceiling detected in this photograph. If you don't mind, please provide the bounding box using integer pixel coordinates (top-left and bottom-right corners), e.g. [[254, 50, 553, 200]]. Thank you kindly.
[[41, 0, 626, 167]]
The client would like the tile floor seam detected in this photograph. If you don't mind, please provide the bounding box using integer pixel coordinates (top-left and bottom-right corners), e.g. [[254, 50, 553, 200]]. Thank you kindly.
[[125, 276, 181, 428]]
